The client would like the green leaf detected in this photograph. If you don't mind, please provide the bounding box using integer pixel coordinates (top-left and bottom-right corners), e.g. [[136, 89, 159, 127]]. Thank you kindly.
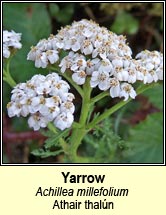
[[3, 3, 51, 43], [31, 148, 63, 158], [49, 3, 59, 17], [40, 129, 54, 138], [126, 112, 163, 163], [82, 117, 126, 163], [44, 129, 70, 149], [52, 4, 74, 24], [111, 11, 139, 34], [143, 84, 163, 110]]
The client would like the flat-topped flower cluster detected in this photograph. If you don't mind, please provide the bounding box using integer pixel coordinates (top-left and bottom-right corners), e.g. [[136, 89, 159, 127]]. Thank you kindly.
[[27, 19, 163, 101], [7, 73, 75, 130], [3, 30, 22, 58], [6, 20, 163, 131]]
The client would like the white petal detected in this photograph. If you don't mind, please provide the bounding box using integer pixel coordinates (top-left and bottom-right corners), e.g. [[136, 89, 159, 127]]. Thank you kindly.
[[110, 86, 120, 98], [130, 89, 137, 99], [72, 72, 86, 85], [98, 81, 109, 91]]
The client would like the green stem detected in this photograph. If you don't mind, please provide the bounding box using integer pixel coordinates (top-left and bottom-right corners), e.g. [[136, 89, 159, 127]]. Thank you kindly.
[[3, 72, 16, 87], [68, 78, 92, 162], [68, 128, 87, 162], [3, 58, 16, 87], [79, 78, 92, 125], [87, 82, 159, 130], [136, 82, 159, 94], [87, 98, 132, 130], [90, 91, 109, 104]]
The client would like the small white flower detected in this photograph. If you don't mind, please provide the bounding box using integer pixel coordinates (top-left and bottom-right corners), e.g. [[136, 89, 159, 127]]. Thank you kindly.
[[30, 96, 46, 113], [127, 69, 137, 83], [114, 67, 129, 82], [3, 45, 10, 58], [136, 67, 151, 84], [109, 78, 120, 98], [59, 54, 73, 73], [28, 113, 48, 131], [24, 84, 37, 97], [147, 70, 158, 83], [118, 42, 132, 57], [64, 37, 81, 51], [46, 50, 59, 64], [7, 102, 22, 117], [36, 38, 52, 51], [3, 30, 22, 48], [30, 74, 46, 84], [156, 66, 163, 80], [90, 71, 110, 91], [40, 105, 60, 121], [60, 93, 75, 102], [72, 70, 87, 85], [99, 59, 112, 74], [120, 83, 137, 101], [123, 58, 131, 68], [60, 101, 75, 114], [3, 30, 22, 58], [46, 96, 61, 106], [20, 105, 31, 117], [92, 47, 107, 59], [48, 107, 61, 121], [54, 112, 74, 130], [11, 88, 26, 102], [19, 96, 33, 116], [81, 39, 93, 55], [86, 58, 100, 75], [36, 81, 51, 95], [35, 52, 48, 68], [27, 46, 41, 61], [56, 39, 64, 49], [93, 35, 103, 48], [46, 73, 61, 82], [51, 80, 70, 96], [71, 56, 87, 71]]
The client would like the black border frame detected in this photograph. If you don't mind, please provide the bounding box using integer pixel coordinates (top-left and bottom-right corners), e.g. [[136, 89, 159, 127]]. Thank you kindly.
[[1, 0, 165, 166]]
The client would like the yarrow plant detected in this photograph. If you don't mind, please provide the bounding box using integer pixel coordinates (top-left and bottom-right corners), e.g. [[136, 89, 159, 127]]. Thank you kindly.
[[4, 20, 163, 163]]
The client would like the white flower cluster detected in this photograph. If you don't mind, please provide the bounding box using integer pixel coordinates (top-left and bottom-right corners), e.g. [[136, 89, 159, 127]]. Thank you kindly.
[[7, 73, 75, 131], [3, 30, 22, 58], [136, 50, 163, 82], [27, 19, 163, 101]]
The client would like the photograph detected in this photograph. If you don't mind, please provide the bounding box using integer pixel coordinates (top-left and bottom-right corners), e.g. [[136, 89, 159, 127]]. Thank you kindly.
[[2, 2, 164, 164]]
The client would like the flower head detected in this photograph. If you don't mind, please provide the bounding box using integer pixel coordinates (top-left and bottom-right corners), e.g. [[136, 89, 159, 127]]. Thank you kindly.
[[27, 19, 163, 101], [7, 73, 75, 131], [3, 30, 22, 58], [136, 50, 163, 82]]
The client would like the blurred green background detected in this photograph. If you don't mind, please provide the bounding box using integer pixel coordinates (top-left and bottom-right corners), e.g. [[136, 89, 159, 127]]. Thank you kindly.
[[3, 2, 163, 163]]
